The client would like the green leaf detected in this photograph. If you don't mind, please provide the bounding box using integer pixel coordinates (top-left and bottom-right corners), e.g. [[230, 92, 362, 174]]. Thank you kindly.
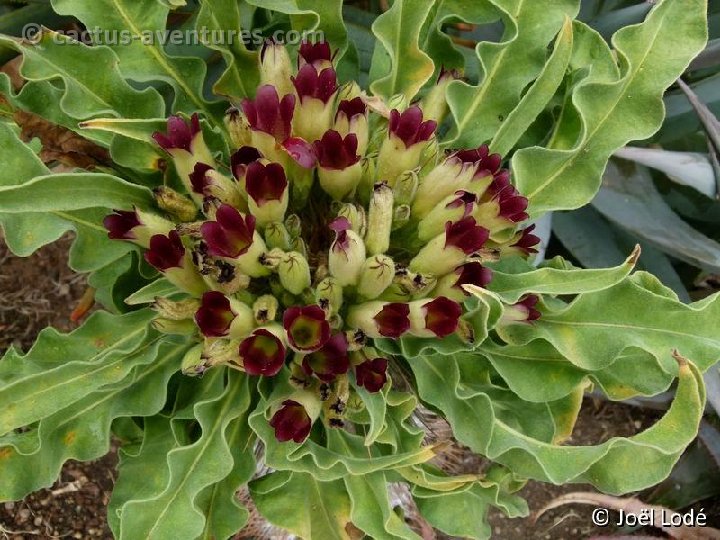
[[444, 0, 579, 148], [486, 244, 638, 303], [0, 310, 155, 435], [499, 274, 720, 372], [196, 0, 258, 100], [125, 278, 183, 305], [489, 17, 573, 156], [514, 0, 709, 215], [118, 370, 254, 540], [250, 470, 352, 540], [0, 30, 165, 120], [0, 172, 154, 213], [369, 0, 436, 102], [0, 337, 186, 501], [410, 351, 705, 494], [50, 0, 225, 123]]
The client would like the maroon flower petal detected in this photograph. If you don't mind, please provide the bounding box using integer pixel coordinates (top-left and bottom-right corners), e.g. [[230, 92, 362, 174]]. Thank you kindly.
[[389, 106, 436, 148], [242, 85, 295, 142], [292, 65, 338, 104], [103, 209, 141, 240], [245, 162, 288, 206], [516, 294, 541, 321], [302, 333, 350, 382], [270, 399, 312, 443], [373, 302, 410, 338], [314, 130, 360, 170], [455, 262, 493, 293], [152, 114, 200, 152], [336, 97, 367, 121], [189, 162, 215, 195], [423, 296, 462, 337], [240, 329, 286, 376], [200, 204, 256, 258], [355, 358, 388, 393], [445, 190, 477, 218], [281, 137, 317, 168], [329, 217, 352, 253], [230, 146, 263, 180], [144, 230, 185, 271], [298, 40, 334, 67], [444, 217, 489, 255], [511, 225, 541, 255], [195, 291, 234, 337], [283, 305, 331, 352]]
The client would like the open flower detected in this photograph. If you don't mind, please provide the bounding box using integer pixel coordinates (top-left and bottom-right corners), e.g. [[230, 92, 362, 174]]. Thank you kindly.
[[103, 207, 174, 248], [195, 291, 235, 337], [200, 204, 256, 259], [270, 400, 312, 443], [302, 333, 350, 382], [334, 97, 368, 155], [410, 217, 489, 275], [240, 329, 286, 376], [505, 224, 541, 256], [283, 304, 331, 352], [230, 146, 263, 181], [145, 230, 185, 271], [298, 40, 334, 70], [242, 85, 295, 143], [409, 296, 462, 338], [355, 358, 388, 393], [245, 161, 289, 226], [291, 65, 338, 143], [347, 301, 410, 339], [315, 131, 362, 200], [389, 106, 437, 149]]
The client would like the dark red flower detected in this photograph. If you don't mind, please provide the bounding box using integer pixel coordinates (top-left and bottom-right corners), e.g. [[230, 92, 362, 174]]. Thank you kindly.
[[230, 146, 262, 180], [189, 162, 214, 195], [453, 144, 502, 173], [373, 302, 410, 338], [298, 40, 334, 68], [516, 294, 541, 321], [445, 191, 477, 218], [302, 333, 350, 382], [242, 85, 295, 142], [200, 204, 256, 258], [485, 174, 529, 222], [152, 114, 201, 152], [240, 329, 286, 376], [245, 162, 288, 206], [444, 217, 489, 255], [511, 225, 541, 255], [355, 358, 388, 393], [389, 106, 436, 148], [454, 262, 493, 293], [195, 291, 234, 337], [422, 296, 462, 337], [103, 209, 141, 240], [292, 65, 338, 104], [145, 230, 185, 271], [336, 97, 367, 121], [270, 399, 312, 443], [314, 130, 360, 170], [283, 305, 331, 352]]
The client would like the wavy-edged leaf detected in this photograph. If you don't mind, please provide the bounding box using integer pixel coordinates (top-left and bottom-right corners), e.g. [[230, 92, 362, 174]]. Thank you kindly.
[[444, 0, 579, 148], [515, 0, 708, 215], [410, 351, 705, 494], [125, 278, 183, 305], [119, 370, 253, 540], [0, 310, 155, 434], [250, 470, 351, 540], [369, 0, 436, 102], [486, 244, 638, 303], [499, 273, 720, 372], [50, 0, 224, 122], [489, 17, 574, 156], [0, 337, 186, 501]]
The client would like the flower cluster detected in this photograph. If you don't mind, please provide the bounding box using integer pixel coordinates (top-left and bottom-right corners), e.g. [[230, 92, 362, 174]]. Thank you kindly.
[[104, 39, 539, 444]]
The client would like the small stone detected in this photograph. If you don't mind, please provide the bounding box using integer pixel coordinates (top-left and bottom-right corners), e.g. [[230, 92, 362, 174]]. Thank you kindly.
[[33, 516, 43, 526], [18, 508, 31, 521], [3, 501, 14, 510]]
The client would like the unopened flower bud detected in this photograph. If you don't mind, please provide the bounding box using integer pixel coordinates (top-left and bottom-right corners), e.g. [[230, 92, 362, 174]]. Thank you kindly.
[[365, 183, 393, 255], [410, 217, 489, 276], [408, 296, 462, 338], [356, 157, 377, 204], [392, 205, 411, 231], [421, 68, 461, 123], [152, 317, 197, 335], [153, 186, 198, 222], [259, 39, 294, 97], [336, 203, 366, 237], [181, 344, 207, 376], [225, 107, 252, 148], [203, 338, 241, 367], [393, 170, 419, 206], [278, 251, 311, 295], [328, 218, 366, 286], [285, 214, 302, 238], [291, 237, 308, 259], [357, 255, 395, 299], [152, 114, 216, 192], [253, 295, 279, 324], [264, 222, 292, 250], [103, 207, 175, 248], [315, 277, 344, 316], [334, 97, 369, 155], [152, 297, 200, 320]]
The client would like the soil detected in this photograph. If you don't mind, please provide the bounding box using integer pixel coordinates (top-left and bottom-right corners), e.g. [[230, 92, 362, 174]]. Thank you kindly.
[[1, 235, 719, 539]]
